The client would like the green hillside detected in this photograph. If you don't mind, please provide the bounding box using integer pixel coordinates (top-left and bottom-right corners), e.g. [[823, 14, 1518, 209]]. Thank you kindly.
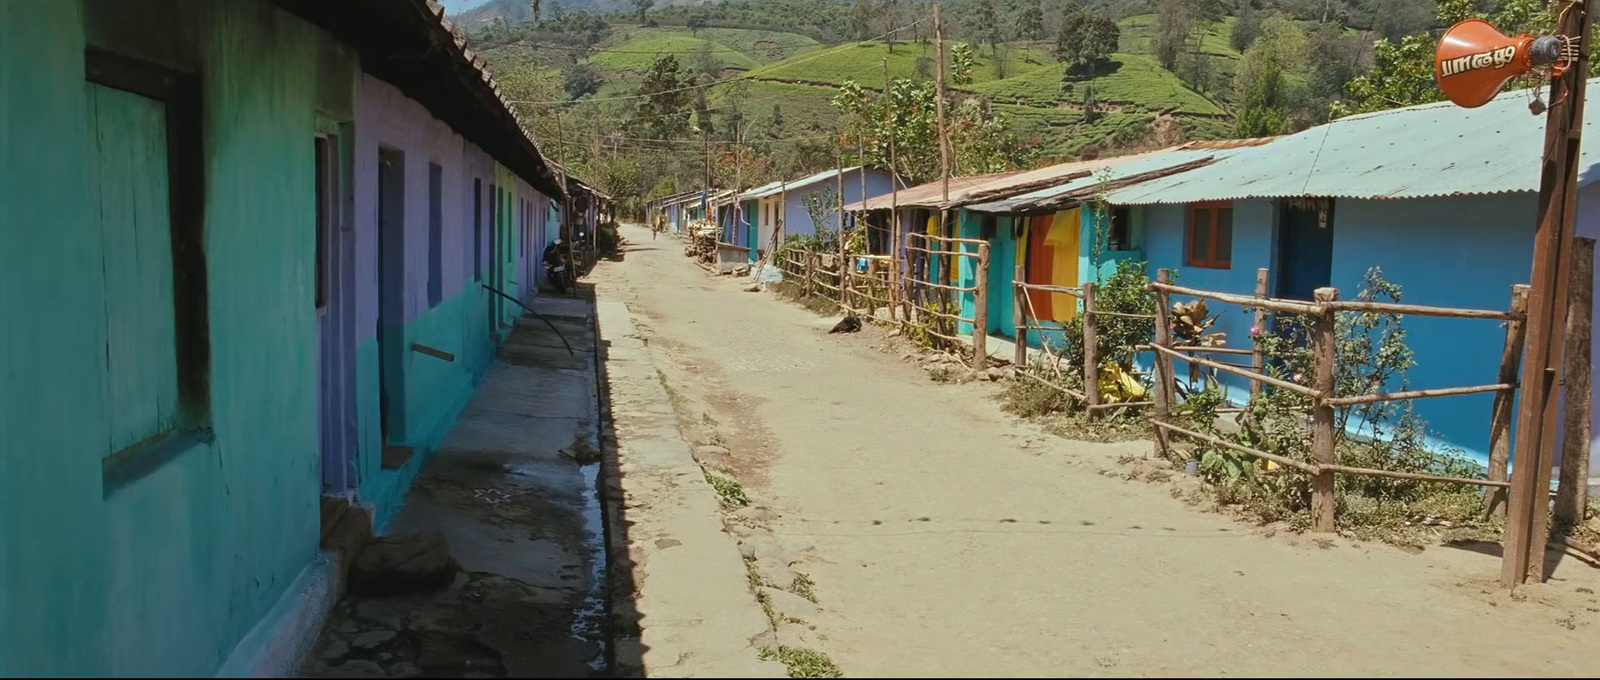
[[971, 53, 1226, 116], [742, 39, 1052, 88], [586, 34, 763, 74]]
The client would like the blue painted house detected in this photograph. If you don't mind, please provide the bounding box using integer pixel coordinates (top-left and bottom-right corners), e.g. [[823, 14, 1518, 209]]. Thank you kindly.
[[744, 166, 904, 257], [1, 0, 566, 675], [1070, 88, 1600, 473]]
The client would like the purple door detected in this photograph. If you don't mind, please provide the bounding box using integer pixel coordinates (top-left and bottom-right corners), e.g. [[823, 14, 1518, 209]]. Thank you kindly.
[[316, 132, 358, 492]]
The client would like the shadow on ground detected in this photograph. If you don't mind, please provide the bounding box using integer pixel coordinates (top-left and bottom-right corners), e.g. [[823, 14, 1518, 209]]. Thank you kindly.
[[302, 284, 648, 679]]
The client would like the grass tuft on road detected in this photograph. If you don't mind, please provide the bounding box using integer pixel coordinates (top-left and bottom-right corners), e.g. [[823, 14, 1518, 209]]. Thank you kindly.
[[760, 646, 843, 679]]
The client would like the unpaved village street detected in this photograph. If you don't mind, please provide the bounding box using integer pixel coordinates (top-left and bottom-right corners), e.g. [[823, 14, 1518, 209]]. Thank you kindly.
[[594, 224, 1600, 677]]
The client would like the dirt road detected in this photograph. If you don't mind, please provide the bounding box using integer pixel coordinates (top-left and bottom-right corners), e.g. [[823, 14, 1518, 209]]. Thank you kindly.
[[593, 224, 1600, 677]]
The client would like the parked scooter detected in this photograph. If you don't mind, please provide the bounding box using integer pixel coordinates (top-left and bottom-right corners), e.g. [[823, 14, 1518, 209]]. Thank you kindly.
[[543, 238, 574, 294]]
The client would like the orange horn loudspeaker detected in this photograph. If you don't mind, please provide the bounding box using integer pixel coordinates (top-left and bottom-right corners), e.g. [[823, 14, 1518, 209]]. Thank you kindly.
[[1434, 18, 1569, 109]]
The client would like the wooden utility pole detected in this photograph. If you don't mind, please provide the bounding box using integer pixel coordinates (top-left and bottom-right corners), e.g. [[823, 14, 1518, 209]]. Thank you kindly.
[[1310, 287, 1339, 533], [1556, 237, 1595, 527], [885, 57, 903, 324], [702, 125, 712, 223], [1503, 0, 1593, 585], [933, 5, 951, 210], [933, 5, 954, 336], [555, 109, 576, 279]]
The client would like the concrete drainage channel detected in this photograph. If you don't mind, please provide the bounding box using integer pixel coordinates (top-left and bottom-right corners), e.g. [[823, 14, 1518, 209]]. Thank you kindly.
[[302, 293, 613, 679]]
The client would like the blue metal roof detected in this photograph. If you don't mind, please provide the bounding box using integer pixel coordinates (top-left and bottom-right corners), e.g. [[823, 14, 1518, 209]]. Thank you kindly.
[[1108, 80, 1600, 206], [965, 146, 1241, 213]]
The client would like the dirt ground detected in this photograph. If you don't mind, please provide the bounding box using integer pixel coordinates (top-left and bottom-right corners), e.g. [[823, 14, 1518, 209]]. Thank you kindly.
[[592, 224, 1600, 678]]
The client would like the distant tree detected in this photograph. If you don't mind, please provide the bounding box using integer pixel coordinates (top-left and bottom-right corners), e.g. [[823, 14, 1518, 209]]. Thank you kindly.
[[1232, 15, 1305, 135], [1055, 10, 1118, 74], [768, 102, 785, 139], [687, 15, 707, 35], [1231, 1, 1262, 52], [850, 0, 875, 41], [1015, 0, 1045, 44], [721, 81, 749, 142], [1305, 21, 1366, 104], [1335, 0, 1562, 117], [1152, 0, 1190, 69], [1055, 10, 1085, 64], [1081, 83, 1100, 123], [530, 0, 542, 25], [972, 0, 1003, 55], [1367, 0, 1433, 42], [915, 55, 936, 80], [693, 87, 715, 139], [562, 63, 604, 100], [950, 43, 976, 85], [879, 0, 902, 53], [634, 55, 692, 140], [694, 40, 720, 78], [632, 0, 654, 25]]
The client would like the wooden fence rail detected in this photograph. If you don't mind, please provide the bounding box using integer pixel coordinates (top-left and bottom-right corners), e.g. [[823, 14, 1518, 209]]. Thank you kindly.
[[1143, 267, 1533, 533]]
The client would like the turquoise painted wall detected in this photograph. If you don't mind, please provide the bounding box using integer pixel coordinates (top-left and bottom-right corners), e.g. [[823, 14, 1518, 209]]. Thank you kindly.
[[2, 1, 357, 674], [1, 4, 112, 675]]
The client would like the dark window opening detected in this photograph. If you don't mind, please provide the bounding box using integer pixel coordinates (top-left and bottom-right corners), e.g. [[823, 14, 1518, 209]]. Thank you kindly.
[[1185, 201, 1233, 269], [427, 162, 443, 307], [1108, 206, 1131, 251]]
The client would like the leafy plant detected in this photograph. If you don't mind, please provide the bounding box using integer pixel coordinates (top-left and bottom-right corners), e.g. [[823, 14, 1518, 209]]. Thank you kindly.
[[1170, 299, 1226, 347]]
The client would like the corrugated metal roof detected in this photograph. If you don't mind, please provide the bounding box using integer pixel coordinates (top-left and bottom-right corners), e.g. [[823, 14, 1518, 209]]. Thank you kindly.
[[843, 170, 1024, 212], [838, 145, 1262, 213], [1108, 81, 1600, 205], [965, 143, 1264, 213], [739, 166, 867, 200]]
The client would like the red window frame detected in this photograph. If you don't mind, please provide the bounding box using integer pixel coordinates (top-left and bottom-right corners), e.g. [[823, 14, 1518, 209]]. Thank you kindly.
[[1185, 200, 1233, 269]]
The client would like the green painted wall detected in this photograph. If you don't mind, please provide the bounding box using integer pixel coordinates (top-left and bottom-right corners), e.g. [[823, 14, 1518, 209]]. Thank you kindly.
[[2, 1, 358, 674]]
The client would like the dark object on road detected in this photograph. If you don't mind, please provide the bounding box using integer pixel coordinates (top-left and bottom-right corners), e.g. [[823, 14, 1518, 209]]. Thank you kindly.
[[829, 313, 862, 334], [349, 531, 460, 597]]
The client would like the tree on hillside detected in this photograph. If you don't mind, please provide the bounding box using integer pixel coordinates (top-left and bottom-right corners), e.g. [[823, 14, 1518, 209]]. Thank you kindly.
[[721, 81, 749, 142], [1015, 0, 1045, 45], [1335, 0, 1564, 117], [634, 55, 692, 141], [694, 40, 720, 79], [972, 0, 1003, 55], [562, 63, 604, 100], [1231, 0, 1262, 52], [879, 0, 902, 53], [768, 102, 785, 139], [1081, 83, 1100, 123], [633, 0, 654, 25], [1233, 15, 1307, 135], [1155, 0, 1226, 91], [693, 87, 715, 139], [1305, 21, 1367, 111], [850, 0, 875, 41], [1055, 10, 1118, 75], [530, 0, 542, 25], [687, 15, 707, 35]]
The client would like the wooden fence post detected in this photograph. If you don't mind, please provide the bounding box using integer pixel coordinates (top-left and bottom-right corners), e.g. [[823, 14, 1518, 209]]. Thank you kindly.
[[973, 242, 990, 371], [1487, 284, 1532, 518], [805, 251, 816, 297], [1013, 264, 1027, 368], [1557, 237, 1595, 527], [1310, 287, 1340, 533], [1083, 281, 1101, 415], [1152, 269, 1174, 459], [1251, 268, 1269, 403]]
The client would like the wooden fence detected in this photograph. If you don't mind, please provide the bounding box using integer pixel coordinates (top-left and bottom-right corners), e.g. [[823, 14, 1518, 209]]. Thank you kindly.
[[776, 234, 993, 369], [1144, 267, 1530, 533], [1010, 271, 1159, 416]]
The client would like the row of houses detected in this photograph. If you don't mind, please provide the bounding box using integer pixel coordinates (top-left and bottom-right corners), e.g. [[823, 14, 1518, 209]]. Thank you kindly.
[[647, 166, 903, 261], [0, 1, 604, 675], [857, 84, 1600, 473], [656, 83, 1597, 484]]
